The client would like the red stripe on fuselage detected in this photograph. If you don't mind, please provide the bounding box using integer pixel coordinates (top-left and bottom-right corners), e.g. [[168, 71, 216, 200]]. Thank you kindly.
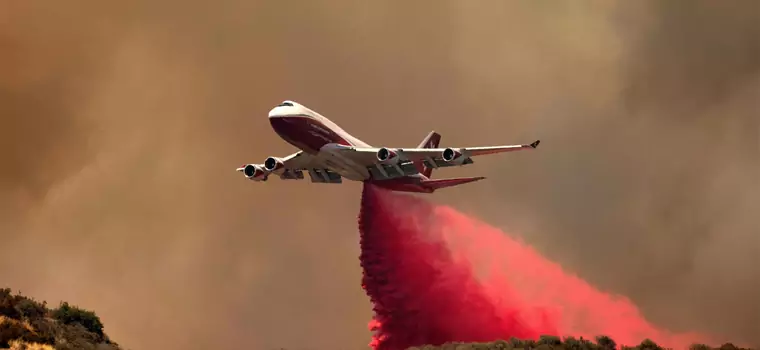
[[269, 115, 352, 154]]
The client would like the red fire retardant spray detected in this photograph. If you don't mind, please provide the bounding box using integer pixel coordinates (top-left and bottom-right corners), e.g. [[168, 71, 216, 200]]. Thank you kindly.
[[358, 184, 714, 350]]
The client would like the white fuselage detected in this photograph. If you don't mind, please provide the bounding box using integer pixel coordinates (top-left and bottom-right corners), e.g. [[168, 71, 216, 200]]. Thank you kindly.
[[267, 101, 378, 181]]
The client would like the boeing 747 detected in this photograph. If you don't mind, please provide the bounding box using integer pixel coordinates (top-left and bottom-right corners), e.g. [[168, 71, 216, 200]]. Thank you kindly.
[[236, 100, 540, 193]]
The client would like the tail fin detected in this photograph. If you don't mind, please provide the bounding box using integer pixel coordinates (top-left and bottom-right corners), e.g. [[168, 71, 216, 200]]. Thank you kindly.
[[415, 131, 441, 177], [421, 176, 485, 191]]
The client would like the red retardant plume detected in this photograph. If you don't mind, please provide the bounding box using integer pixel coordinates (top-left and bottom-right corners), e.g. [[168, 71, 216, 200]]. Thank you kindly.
[[357, 184, 715, 350]]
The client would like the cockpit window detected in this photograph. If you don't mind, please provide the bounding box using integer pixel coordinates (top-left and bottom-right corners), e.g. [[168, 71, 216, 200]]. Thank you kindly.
[[277, 101, 294, 107]]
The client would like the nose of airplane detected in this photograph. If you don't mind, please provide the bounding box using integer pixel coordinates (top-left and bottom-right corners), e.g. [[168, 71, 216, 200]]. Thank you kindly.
[[268, 100, 298, 118]]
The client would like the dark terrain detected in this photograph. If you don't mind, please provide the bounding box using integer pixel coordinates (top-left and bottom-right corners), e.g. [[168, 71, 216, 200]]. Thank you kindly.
[[0, 288, 121, 350], [408, 337, 753, 350]]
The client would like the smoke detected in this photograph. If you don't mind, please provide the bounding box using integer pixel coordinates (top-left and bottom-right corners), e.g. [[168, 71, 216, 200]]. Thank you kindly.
[[432, 1, 760, 342], [1, 2, 372, 349], [1, 1, 758, 349]]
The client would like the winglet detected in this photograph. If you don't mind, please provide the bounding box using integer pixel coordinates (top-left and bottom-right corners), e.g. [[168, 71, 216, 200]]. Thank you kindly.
[[529, 140, 541, 149]]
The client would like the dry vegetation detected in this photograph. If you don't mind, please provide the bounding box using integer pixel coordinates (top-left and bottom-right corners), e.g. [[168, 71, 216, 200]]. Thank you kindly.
[[408, 336, 754, 350], [2, 287, 754, 350], [0, 288, 121, 350]]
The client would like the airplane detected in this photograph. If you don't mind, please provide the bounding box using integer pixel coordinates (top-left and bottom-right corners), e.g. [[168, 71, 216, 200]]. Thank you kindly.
[[236, 100, 540, 193]]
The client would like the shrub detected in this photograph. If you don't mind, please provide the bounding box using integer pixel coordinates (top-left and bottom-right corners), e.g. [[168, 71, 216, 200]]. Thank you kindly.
[[508, 336, 537, 349], [55, 322, 101, 350], [639, 339, 663, 350], [15, 298, 47, 320], [0, 288, 120, 349], [0, 289, 22, 320], [51, 303, 104, 338], [0, 317, 47, 348], [691, 345, 713, 350], [562, 336, 590, 350], [596, 335, 617, 350], [27, 318, 56, 345], [488, 339, 511, 349], [539, 335, 563, 346], [405, 337, 757, 350]]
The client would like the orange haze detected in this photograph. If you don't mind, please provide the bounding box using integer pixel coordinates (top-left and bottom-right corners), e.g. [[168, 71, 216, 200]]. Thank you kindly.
[[1, 1, 758, 349]]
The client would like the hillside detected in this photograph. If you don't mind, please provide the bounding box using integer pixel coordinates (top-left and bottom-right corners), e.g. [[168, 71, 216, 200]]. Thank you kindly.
[[408, 336, 754, 350], [4, 287, 754, 350], [0, 288, 122, 350]]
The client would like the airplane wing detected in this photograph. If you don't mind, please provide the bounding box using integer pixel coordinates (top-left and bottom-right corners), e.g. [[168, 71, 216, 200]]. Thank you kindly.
[[401, 141, 540, 159], [330, 140, 539, 179], [273, 151, 317, 171], [237, 151, 345, 184]]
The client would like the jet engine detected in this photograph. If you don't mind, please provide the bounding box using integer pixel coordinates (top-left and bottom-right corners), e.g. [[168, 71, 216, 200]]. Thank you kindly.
[[264, 157, 285, 172], [442, 148, 463, 163], [376, 147, 400, 164], [242, 164, 268, 181]]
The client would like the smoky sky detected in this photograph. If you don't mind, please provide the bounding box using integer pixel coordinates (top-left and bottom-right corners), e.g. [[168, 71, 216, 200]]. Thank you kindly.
[[1, 1, 759, 349]]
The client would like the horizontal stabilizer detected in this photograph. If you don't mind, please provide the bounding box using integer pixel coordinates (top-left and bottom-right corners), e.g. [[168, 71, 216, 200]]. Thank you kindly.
[[421, 176, 485, 191]]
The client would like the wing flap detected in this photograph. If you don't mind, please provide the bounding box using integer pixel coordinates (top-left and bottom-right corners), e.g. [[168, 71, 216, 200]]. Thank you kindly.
[[307, 169, 342, 184], [423, 157, 474, 169], [368, 162, 420, 180], [279, 169, 306, 180]]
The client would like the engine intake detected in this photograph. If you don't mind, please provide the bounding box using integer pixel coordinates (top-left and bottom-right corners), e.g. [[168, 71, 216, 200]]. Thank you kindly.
[[442, 148, 462, 162], [264, 157, 284, 171], [376, 147, 399, 163], [243, 164, 267, 180]]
